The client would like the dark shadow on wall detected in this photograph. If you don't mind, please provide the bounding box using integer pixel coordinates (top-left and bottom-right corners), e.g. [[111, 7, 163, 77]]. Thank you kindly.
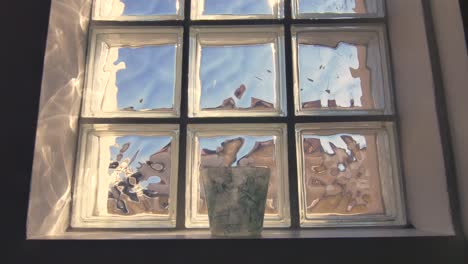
[[460, 0, 468, 49]]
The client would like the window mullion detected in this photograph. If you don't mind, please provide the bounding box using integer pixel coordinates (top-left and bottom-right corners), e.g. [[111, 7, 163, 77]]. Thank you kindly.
[[175, 0, 192, 230], [283, 0, 300, 229]]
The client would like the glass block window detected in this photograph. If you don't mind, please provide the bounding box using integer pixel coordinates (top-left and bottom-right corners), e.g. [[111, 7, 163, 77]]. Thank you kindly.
[[292, 25, 393, 116], [82, 27, 183, 118], [191, 0, 284, 20], [292, 0, 385, 19], [71, 124, 179, 228], [188, 26, 287, 117], [295, 122, 404, 227], [71, 0, 405, 231], [93, 0, 185, 21], [185, 124, 290, 228]]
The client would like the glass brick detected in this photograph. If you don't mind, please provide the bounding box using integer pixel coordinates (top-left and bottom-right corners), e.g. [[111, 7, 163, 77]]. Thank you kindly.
[[191, 0, 284, 20], [296, 122, 405, 227], [71, 124, 179, 228], [189, 26, 287, 117], [82, 27, 183, 118], [186, 124, 290, 228], [292, 0, 385, 19], [93, 0, 184, 21], [292, 25, 394, 116]]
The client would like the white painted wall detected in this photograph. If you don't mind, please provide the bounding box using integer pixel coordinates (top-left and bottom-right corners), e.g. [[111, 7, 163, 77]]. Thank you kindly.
[[430, 0, 468, 238], [387, 0, 454, 235]]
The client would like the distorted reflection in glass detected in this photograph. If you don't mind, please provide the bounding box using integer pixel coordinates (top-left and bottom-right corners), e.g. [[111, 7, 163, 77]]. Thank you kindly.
[[106, 135, 173, 216], [202, 0, 278, 16], [98, 0, 181, 17], [98, 45, 176, 113], [297, 0, 367, 14], [200, 44, 277, 111], [301, 133, 384, 216], [197, 135, 280, 216], [298, 42, 373, 110]]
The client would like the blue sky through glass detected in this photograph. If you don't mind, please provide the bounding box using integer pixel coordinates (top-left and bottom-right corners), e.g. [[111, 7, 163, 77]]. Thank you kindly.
[[199, 135, 275, 166], [203, 0, 274, 15], [200, 44, 276, 109], [109, 135, 172, 172], [114, 45, 176, 110], [121, 0, 178, 16], [298, 42, 362, 107], [298, 0, 358, 13]]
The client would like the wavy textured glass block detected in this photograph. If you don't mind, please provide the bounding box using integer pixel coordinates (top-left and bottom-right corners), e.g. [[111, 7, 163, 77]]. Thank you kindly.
[[191, 0, 284, 20], [292, 25, 393, 116], [292, 0, 385, 19], [71, 124, 179, 228], [93, 0, 184, 21], [186, 124, 290, 228], [296, 122, 405, 227], [82, 27, 183, 118], [189, 26, 286, 117]]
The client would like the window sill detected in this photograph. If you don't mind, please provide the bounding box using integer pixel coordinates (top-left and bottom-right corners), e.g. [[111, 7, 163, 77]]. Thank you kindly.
[[28, 227, 445, 240]]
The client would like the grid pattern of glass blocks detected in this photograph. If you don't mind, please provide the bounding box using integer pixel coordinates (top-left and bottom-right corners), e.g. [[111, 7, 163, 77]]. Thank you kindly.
[[185, 124, 290, 228], [71, 0, 405, 230]]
